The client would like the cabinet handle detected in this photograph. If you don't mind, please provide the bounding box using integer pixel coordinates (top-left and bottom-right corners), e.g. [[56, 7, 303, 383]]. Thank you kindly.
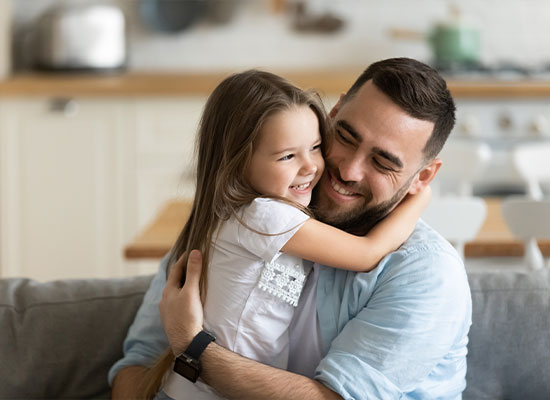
[[48, 98, 79, 117]]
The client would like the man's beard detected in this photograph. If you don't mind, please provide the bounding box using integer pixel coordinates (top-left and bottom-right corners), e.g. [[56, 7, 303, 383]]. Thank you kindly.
[[311, 172, 414, 236]]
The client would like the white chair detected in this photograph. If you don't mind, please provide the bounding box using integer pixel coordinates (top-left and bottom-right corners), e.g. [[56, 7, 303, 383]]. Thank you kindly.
[[501, 143, 550, 270], [512, 142, 550, 199], [501, 198, 550, 270], [422, 197, 487, 260], [432, 140, 492, 197], [424, 140, 491, 259]]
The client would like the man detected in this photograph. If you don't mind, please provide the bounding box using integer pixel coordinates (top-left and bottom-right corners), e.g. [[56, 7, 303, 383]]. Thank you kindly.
[[110, 58, 472, 399]]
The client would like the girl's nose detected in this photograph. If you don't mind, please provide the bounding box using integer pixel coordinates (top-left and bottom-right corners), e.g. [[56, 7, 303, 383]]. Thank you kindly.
[[300, 157, 317, 176]]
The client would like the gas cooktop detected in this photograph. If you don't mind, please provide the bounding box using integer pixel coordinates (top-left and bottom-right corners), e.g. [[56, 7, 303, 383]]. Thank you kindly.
[[434, 61, 550, 80]]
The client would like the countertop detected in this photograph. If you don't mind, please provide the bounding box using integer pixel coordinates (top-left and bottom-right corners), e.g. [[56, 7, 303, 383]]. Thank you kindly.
[[3, 71, 550, 97], [124, 198, 550, 259]]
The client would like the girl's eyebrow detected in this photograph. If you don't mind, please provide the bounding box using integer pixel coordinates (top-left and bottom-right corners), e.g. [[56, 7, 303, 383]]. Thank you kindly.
[[271, 146, 297, 156], [270, 137, 322, 156]]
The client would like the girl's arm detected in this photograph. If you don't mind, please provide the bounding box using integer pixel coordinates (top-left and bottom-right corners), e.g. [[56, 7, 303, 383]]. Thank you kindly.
[[281, 186, 431, 272]]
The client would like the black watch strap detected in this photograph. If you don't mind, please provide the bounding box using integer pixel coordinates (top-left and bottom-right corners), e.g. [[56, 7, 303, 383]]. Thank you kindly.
[[173, 330, 216, 382], [183, 330, 216, 359]]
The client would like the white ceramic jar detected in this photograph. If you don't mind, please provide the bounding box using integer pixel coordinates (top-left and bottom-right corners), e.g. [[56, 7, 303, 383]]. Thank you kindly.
[[0, 0, 12, 79]]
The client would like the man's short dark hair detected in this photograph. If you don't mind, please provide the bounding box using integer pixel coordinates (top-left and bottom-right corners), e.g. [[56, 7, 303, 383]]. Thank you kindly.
[[343, 57, 456, 161]]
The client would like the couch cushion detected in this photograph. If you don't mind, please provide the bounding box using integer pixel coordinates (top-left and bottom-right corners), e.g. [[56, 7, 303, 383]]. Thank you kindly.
[[465, 268, 550, 399], [0, 275, 153, 399]]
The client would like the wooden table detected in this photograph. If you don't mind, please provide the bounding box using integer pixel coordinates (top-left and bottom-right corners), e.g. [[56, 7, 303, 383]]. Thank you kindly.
[[124, 198, 550, 259]]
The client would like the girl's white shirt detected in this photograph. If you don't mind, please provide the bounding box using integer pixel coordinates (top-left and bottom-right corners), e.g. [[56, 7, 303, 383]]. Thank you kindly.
[[163, 198, 311, 399]]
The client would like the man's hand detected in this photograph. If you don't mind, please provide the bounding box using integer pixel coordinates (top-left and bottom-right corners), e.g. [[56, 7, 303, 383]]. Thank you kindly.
[[159, 249, 342, 400], [159, 250, 204, 355]]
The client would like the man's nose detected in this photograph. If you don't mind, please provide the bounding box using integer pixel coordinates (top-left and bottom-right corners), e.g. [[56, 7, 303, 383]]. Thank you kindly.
[[338, 155, 366, 183]]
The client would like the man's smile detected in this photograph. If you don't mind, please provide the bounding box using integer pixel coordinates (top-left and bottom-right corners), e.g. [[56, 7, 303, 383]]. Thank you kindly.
[[330, 178, 356, 196], [324, 168, 364, 202]]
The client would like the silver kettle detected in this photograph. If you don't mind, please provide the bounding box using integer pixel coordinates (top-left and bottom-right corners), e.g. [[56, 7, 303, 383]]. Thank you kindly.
[[32, 3, 127, 72]]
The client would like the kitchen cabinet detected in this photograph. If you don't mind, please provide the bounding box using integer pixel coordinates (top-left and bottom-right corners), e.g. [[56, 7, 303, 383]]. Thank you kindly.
[[133, 97, 204, 227], [131, 97, 205, 273], [0, 97, 137, 280], [0, 95, 204, 280]]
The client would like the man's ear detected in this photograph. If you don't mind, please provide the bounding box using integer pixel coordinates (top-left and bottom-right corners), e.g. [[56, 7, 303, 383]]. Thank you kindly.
[[408, 158, 442, 194], [328, 93, 346, 118]]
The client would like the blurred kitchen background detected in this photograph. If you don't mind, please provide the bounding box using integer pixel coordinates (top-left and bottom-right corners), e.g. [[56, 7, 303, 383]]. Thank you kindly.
[[1, 0, 549, 281], [7, 0, 550, 72]]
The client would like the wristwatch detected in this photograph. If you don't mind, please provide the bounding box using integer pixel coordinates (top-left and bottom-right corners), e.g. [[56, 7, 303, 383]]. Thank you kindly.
[[173, 330, 216, 383]]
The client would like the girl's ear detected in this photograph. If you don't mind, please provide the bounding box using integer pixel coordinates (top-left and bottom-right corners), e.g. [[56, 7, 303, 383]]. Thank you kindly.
[[408, 158, 442, 195], [329, 93, 346, 118]]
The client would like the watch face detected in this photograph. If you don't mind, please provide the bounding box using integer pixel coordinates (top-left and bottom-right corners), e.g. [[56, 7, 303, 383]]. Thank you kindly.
[[174, 355, 201, 383]]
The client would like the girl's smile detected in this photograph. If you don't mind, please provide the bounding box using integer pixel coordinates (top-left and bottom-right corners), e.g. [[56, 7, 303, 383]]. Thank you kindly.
[[246, 105, 325, 207]]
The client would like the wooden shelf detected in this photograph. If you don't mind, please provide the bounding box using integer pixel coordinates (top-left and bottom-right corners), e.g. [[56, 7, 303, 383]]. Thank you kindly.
[[4, 71, 550, 98]]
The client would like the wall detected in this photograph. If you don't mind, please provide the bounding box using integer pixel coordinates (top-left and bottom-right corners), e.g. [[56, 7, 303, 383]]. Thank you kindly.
[[10, 0, 550, 72]]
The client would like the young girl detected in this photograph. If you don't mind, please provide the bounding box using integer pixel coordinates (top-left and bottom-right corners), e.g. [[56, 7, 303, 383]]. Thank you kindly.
[[144, 70, 430, 399]]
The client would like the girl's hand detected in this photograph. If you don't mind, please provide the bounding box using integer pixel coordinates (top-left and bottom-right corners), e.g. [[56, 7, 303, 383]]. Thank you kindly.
[[160, 250, 204, 356], [404, 184, 432, 208]]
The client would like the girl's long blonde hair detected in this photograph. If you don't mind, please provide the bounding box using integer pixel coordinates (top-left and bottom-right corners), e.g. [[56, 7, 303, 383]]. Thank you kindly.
[[140, 70, 328, 398]]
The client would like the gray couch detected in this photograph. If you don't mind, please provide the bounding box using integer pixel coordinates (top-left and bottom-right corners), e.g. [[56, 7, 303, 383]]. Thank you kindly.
[[1, 268, 549, 399]]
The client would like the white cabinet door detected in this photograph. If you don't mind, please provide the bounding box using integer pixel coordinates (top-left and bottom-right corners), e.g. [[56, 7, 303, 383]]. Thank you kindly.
[[134, 97, 204, 227], [0, 98, 136, 280], [127, 97, 205, 275]]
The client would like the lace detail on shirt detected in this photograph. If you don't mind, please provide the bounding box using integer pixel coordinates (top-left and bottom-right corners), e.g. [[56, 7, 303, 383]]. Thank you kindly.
[[258, 261, 307, 307]]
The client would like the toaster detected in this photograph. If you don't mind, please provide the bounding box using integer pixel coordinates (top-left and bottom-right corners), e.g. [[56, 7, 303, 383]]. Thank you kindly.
[[33, 3, 127, 71]]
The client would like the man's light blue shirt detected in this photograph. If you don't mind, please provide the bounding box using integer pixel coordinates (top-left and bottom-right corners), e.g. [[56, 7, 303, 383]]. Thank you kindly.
[[314, 220, 472, 399], [109, 220, 472, 399]]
